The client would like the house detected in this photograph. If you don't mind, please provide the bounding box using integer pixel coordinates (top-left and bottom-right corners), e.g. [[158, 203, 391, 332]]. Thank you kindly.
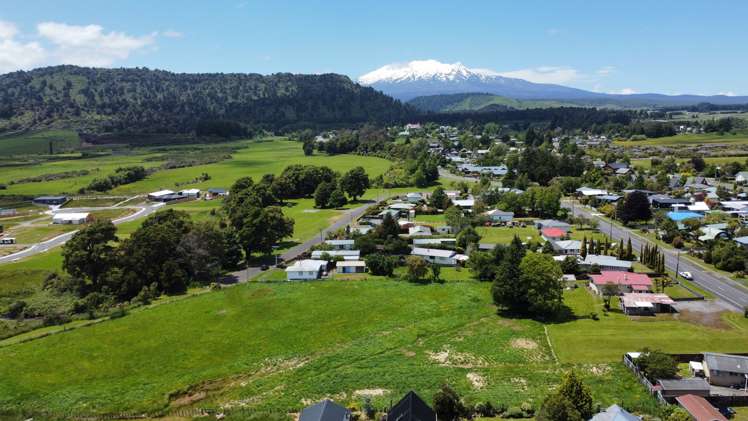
[[179, 188, 201, 198], [688, 201, 711, 213], [484, 209, 514, 223], [576, 187, 609, 197], [285, 260, 327, 280], [435, 225, 455, 235], [657, 378, 711, 400], [336, 260, 366, 274], [413, 238, 456, 247], [650, 194, 690, 209], [351, 225, 374, 235], [596, 195, 621, 204], [535, 219, 571, 232], [590, 404, 641, 421], [698, 224, 729, 242], [378, 209, 401, 219], [388, 202, 416, 213], [408, 225, 433, 236], [387, 391, 436, 421], [405, 192, 424, 203], [620, 293, 675, 315], [541, 227, 566, 242], [561, 274, 577, 286], [411, 247, 465, 266], [52, 212, 91, 225], [606, 162, 629, 173], [324, 239, 355, 250], [147, 190, 175, 201], [32, 196, 68, 206], [582, 255, 632, 272], [311, 250, 361, 261], [0, 208, 17, 217], [299, 399, 351, 421], [736, 171, 748, 184], [452, 198, 475, 211], [590, 271, 651, 294], [702, 352, 748, 387], [675, 395, 728, 421], [667, 211, 704, 223], [206, 188, 228, 199], [0, 237, 16, 245], [551, 240, 581, 255]]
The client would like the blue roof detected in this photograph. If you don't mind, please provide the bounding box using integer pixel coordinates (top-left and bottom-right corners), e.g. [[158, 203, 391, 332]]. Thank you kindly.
[[667, 211, 703, 222]]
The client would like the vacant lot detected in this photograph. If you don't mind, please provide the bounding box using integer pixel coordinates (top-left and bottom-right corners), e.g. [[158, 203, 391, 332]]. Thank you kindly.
[[0, 280, 659, 416], [615, 132, 748, 147]]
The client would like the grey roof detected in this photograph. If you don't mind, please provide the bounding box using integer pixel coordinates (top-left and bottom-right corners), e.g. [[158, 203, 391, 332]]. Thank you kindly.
[[582, 254, 632, 269], [387, 391, 436, 421], [299, 399, 351, 421], [590, 404, 641, 421], [657, 378, 711, 391], [703, 352, 748, 375]]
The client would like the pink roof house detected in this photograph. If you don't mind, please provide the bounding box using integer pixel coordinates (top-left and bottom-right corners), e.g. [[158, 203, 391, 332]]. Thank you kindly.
[[589, 271, 652, 294]]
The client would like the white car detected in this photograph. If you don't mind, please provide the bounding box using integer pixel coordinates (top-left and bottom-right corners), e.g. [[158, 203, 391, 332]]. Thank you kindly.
[[679, 271, 693, 280]]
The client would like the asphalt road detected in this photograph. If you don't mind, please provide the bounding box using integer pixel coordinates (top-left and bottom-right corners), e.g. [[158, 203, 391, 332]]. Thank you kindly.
[[225, 197, 391, 283], [0, 203, 164, 264], [564, 200, 748, 310]]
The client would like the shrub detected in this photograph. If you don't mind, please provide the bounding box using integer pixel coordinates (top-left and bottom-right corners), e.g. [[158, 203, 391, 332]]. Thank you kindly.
[[4, 301, 26, 319], [502, 407, 525, 418]]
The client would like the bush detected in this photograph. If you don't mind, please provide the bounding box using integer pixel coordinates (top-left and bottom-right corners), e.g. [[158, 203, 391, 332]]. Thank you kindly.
[[502, 407, 525, 418], [365, 253, 397, 276], [4, 301, 26, 319], [109, 306, 127, 319], [672, 236, 684, 249]]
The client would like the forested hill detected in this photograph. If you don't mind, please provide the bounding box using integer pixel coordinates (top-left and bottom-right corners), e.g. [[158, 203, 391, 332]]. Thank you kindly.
[[0, 66, 411, 136]]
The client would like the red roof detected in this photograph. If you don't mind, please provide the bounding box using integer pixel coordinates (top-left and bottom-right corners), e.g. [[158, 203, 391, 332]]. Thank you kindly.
[[541, 227, 566, 238], [676, 394, 728, 421], [590, 271, 652, 287]]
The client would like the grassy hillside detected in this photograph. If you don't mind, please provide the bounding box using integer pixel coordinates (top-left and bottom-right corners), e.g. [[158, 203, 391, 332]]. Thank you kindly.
[[0, 130, 81, 156], [408, 93, 587, 112]]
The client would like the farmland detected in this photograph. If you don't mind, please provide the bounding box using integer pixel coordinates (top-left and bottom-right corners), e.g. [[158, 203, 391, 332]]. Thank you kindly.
[[614, 132, 748, 147], [0, 130, 81, 156]]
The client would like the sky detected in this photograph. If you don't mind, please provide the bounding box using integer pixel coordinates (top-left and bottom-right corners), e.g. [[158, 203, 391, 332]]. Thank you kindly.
[[1, 0, 747, 95]]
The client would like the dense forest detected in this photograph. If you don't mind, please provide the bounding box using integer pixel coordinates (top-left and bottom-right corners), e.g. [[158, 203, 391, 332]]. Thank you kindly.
[[0, 66, 410, 136]]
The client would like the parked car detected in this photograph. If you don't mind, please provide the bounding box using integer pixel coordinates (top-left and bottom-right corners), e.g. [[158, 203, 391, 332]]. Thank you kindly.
[[678, 271, 693, 280], [260, 264, 269, 271]]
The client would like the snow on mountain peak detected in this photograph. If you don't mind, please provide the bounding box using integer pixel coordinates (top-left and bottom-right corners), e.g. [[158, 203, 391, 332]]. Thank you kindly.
[[358, 59, 499, 85]]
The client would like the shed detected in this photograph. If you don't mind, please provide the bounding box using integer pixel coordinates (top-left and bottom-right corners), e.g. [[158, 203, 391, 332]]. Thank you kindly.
[[620, 293, 674, 315], [324, 239, 355, 250], [52, 212, 91, 225], [336, 260, 366, 274], [675, 394, 728, 421], [33, 196, 68, 206], [657, 378, 711, 400], [299, 399, 351, 421]]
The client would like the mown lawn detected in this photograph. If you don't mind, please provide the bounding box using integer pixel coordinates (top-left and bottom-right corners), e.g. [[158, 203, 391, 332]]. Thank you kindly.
[[547, 288, 748, 364], [0, 279, 658, 417], [477, 226, 539, 244]]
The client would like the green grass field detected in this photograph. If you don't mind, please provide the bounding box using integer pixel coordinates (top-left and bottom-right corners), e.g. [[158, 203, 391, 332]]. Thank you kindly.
[[614, 132, 748, 147], [631, 155, 748, 169], [477, 226, 539, 244], [0, 130, 81, 156], [0, 279, 662, 416]]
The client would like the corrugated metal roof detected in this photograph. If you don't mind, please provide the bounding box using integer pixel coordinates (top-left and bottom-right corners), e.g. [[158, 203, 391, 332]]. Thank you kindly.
[[704, 352, 748, 375]]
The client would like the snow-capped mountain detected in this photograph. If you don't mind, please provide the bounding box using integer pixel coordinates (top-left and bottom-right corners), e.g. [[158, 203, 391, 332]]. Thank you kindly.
[[358, 59, 600, 101]]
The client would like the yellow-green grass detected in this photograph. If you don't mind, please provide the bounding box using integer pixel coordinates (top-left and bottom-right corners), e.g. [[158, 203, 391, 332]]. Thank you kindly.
[[413, 214, 446, 225], [614, 132, 748, 147], [62, 197, 128, 208], [631, 155, 748, 170], [0, 250, 61, 307], [0, 280, 658, 416], [477, 226, 540, 244], [0, 129, 81, 156], [547, 288, 748, 364]]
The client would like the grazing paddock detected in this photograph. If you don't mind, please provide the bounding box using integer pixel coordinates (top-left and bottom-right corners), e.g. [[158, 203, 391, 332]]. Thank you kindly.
[[614, 132, 748, 147]]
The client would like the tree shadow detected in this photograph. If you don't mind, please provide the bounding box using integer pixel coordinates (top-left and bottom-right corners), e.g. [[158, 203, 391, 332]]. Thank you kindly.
[[495, 303, 578, 324]]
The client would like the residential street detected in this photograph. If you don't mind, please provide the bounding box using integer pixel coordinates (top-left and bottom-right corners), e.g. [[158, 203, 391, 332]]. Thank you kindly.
[[226, 197, 390, 283], [564, 200, 748, 310]]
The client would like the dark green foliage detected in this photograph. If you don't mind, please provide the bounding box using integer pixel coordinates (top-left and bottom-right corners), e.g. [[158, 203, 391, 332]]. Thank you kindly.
[[327, 187, 347, 208], [557, 370, 593, 419], [374, 213, 401, 240], [709, 239, 748, 272], [276, 165, 338, 198], [314, 181, 335, 208], [492, 236, 526, 309], [339, 166, 370, 201], [62, 220, 118, 294], [468, 250, 497, 281], [405, 256, 429, 282], [519, 253, 564, 316], [616, 191, 652, 223], [536, 393, 582, 421], [636, 348, 678, 381], [456, 226, 480, 250], [560, 255, 579, 275], [429, 187, 449, 209], [432, 384, 464, 421], [86, 166, 147, 192], [0, 66, 410, 134], [364, 253, 397, 276]]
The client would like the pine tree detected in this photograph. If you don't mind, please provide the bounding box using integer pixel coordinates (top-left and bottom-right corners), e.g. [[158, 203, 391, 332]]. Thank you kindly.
[[626, 238, 633, 260], [617, 239, 624, 260], [581, 236, 587, 258]]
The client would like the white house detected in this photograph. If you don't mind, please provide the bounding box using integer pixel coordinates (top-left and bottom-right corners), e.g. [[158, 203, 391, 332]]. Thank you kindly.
[[411, 247, 466, 266], [484, 209, 514, 223], [311, 250, 361, 261], [413, 238, 456, 247], [179, 188, 201, 198], [52, 212, 91, 225], [408, 225, 432, 236], [406, 192, 424, 203], [0, 237, 16, 245], [324, 239, 355, 250], [336, 260, 367, 274], [551, 240, 582, 255], [147, 190, 175, 201], [285, 260, 327, 280], [581, 254, 632, 271], [736, 171, 748, 184], [452, 198, 475, 211]]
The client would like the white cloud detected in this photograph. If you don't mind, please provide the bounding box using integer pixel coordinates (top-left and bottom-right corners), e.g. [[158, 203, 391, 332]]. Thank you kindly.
[[596, 66, 615, 76], [498, 66, 580, 84], [0, 21, 47, 73], [0, 21, 19, 40], [611, 88, 638, 95], [718, 91, 736, 97], [37, 22, 156, 67], [162, 30, 183, 39]]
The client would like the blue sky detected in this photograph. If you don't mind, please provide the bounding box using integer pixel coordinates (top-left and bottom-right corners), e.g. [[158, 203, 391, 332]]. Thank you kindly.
[[1, 0, 747, 95]]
